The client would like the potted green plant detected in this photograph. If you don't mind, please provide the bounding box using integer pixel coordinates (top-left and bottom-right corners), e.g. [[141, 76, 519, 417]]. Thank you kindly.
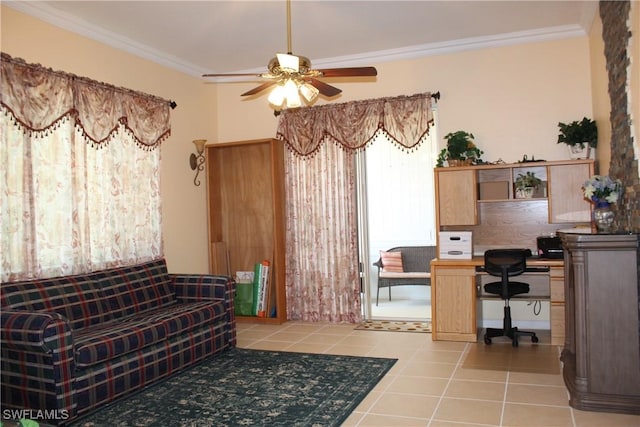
[[436, 131, 484, 167], [514, 171, 542, 198], [557, 117, 597, 159]]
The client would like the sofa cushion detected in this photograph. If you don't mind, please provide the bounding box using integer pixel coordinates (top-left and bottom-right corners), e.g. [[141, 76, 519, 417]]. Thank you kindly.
[[73, 317, 168, 367], [0, 274, 111, 330], [120, 301, 226, 338], [93, 259, 176, 319]]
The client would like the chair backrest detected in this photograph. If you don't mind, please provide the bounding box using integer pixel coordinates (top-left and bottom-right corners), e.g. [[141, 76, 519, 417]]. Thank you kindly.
[[484, 249, 528, 278]]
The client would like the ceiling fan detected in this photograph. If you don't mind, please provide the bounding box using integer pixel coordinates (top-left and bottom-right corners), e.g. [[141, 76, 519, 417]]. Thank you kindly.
[[202, 0, 377, 110]]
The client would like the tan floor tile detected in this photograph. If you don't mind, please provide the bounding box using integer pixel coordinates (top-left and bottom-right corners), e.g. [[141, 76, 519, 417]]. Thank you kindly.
[[572, 408, 640, 427], [242, 340, 293, 351], [355, 413, 430, 426], [509, 371, 566, 386], [284, 342, 330, 354], [434, 397, 503, 425], [266, 331, 310, 342], [429, 421, 497, 427], [400, 361, 456, 378], [502, 402, 573, 426], [353, 390, 383, 412], [339, 409, 365, 426], [454, 367, 509, 382], [369, 393, 439, 419], [506, 383, 569, 406], [444, 379, 506, 401], [299, 332, 342, 345], [411, 349, 464, 364], [235, 322, 611, 426], [386, 375, 449, 396], [324, 344, 374, 357]]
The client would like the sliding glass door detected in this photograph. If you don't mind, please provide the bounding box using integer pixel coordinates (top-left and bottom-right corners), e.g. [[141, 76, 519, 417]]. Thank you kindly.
[[357, 122, 438, 321]]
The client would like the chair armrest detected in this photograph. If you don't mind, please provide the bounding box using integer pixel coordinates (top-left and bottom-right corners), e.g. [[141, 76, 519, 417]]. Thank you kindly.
[[373, 259, 383, 270], [169, 274, 236, 347], [1, 310, 76, 417]]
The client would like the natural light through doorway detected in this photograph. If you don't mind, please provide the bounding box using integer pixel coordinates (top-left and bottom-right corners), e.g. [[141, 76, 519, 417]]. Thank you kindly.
[[360, 123, 438, 322]]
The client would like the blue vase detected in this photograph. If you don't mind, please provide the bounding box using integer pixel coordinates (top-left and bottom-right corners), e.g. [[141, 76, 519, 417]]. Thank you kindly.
[[593, 201, 614, 233]]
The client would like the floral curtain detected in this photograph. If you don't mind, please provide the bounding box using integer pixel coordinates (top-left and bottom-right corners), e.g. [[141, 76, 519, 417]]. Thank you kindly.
[[276, 92, 434, 157], [284, 142, 361, 322], [280, 93, 435, 322], [0, 53, 171, 282]]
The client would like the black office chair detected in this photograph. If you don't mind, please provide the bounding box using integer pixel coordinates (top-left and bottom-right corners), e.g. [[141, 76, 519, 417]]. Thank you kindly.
[[482, 249, 539, 347]]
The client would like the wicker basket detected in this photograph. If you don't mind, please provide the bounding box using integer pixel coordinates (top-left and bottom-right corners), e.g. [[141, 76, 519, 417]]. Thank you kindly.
[[447, 159, 472, 167]]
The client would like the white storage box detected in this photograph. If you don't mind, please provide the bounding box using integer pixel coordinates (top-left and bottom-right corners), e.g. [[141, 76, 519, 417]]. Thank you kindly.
[[439, 231, 473, 259]]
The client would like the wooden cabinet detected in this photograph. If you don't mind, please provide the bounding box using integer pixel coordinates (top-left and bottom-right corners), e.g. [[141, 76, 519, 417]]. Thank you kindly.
[[431, 262, 477, 342], [435, 169, 477, 226], [205, 138, 287, 324], [559, 232, 640, 414], [549, 266, 565, 346], [548, 162, 593, 223], [434, 160, 594, 253]]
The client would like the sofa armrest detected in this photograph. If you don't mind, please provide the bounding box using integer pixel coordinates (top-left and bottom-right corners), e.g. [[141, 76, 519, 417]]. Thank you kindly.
[[170, 274, 236, 346], [1, 310, 76, 419]]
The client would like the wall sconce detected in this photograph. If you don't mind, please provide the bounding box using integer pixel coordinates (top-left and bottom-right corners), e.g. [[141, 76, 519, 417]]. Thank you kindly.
[[190, 139, 207, 186]]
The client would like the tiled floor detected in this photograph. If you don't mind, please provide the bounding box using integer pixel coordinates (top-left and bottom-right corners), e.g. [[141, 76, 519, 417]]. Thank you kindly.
[[237, 321, 640, 427]]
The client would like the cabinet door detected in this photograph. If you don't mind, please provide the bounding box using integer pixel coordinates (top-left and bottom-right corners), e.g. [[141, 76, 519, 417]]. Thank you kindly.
[[432, 267, 477, 342], [548, 163, 592, 223], [436, 169, 477, 225]]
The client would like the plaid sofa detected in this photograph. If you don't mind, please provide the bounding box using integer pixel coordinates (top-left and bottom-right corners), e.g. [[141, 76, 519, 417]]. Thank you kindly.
[[0, 258, 236, 426]]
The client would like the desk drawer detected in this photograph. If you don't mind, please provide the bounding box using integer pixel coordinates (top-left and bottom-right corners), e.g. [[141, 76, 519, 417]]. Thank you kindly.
[[477, 273, 550, 299]]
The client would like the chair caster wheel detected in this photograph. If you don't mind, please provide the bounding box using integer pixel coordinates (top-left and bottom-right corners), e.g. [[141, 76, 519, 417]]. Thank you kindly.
[[532, 336, 539, 343], [484, 335, 492, 345]]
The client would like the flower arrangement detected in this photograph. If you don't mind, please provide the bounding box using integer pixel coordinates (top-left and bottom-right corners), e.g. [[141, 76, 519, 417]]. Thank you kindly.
[[583, 175, 622, 205]]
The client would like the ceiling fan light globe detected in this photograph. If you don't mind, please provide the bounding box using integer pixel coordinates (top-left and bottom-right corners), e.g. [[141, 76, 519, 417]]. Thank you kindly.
[[283, 79, 302, 108], [268, 85, 286, 107], [300, 82, 319, 103], [276, 53, 300, 73]]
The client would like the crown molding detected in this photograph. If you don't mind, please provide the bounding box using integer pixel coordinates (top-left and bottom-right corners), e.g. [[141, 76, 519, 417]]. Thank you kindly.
[[6, 1, 587, 79]]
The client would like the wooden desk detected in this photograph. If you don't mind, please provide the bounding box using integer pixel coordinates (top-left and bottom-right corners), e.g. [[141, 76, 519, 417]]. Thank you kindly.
[[430, 257, 565, 344]]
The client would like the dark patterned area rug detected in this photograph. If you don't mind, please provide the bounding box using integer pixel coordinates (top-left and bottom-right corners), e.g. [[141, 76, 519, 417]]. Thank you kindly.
[[71, 348, 396, 427], [355, 319, 432, 333]]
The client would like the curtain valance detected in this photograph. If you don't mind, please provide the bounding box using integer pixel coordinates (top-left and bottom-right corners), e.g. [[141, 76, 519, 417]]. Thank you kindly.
[[0, 52, 171, 149], [276, 92, 435, 157]]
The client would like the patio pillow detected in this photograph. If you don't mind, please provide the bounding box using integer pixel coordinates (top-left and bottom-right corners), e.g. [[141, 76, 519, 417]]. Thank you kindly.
[[380, 251, 404, 272]]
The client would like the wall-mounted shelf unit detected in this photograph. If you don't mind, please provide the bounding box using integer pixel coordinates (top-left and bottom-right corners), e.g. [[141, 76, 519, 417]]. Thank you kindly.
[[434, 159, 595, 253]]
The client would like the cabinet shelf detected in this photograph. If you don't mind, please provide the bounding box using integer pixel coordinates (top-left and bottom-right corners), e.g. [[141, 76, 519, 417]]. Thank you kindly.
[[477, 197, 547, 203]]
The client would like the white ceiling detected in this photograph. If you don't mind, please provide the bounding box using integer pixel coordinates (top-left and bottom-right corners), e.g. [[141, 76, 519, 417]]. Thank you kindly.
[[6, 1, 598, 79]]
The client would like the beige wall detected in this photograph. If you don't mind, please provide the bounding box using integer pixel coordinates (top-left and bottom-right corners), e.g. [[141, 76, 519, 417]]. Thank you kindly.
[[2, 5, 598, 274], [1, 6, 216, 273], [217, 37, 594, 165]]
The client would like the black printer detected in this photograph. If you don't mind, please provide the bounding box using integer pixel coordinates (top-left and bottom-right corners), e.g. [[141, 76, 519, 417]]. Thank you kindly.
[[536, 235, 563, 259]]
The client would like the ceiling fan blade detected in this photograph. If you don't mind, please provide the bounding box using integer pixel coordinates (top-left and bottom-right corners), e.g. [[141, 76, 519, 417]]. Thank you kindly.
[[316, 66, 378, 78], [203, 73, 262, 77], [241, 81, 278, 97], [305, 78, 342, 97]]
